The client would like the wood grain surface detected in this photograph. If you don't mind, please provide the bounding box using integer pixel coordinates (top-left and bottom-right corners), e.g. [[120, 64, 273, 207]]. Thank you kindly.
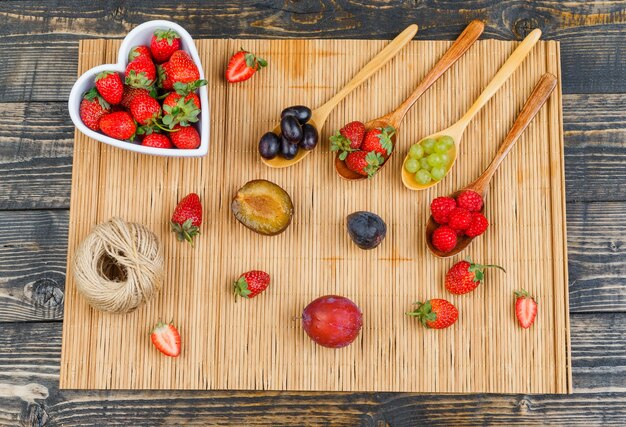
[[0, 0, 625, 425]]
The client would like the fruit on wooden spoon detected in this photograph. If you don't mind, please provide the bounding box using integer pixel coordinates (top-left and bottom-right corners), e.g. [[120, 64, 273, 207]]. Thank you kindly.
[[231, 179, 294, 236], [346, 211, 387, 250], [515, 289, 537, 329], [151, 321, 181, 357], [405, 299, 458, 329], [302, 295, 363, 348]]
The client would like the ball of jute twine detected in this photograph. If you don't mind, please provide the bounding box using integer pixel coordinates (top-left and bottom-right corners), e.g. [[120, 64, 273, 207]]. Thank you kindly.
[[73, 217, 164, 314]]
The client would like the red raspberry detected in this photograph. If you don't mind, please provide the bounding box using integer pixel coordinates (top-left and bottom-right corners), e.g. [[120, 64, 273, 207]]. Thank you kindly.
[[431, 226, 458, 253], [456, 190, 483, 212], [465, 212, 489, 237], [430, 196, 457, 224], [448, 207, 472, 231]]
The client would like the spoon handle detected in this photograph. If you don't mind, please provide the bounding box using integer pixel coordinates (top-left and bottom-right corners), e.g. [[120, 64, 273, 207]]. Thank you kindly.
[[315, 24, 418, 123], [458, 28, 542, 129], [389, 20, 485, 125], [471, 73, 558, 194]]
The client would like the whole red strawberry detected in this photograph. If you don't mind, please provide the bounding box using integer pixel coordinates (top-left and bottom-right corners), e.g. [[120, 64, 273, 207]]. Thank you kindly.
[[430, 196, 457, 225], [465, 212, 489, 237], [330, 121, 365, 160], [170, 125, 201, 149], [120, 85, 149, 109], [445, 260, 506, 295], [406, 299, 458, 329], [150, 29, 181, 63], [162, 92, 201, 129], [448, 207, 472, 231], [142, 133, 173, 149], [361, 126, 395, 157], [515, 289, 538, 329], [95, 71, 123, 105], [225, 49, 268, 83], [431, 226, 457, 253], [456, 190, 483, 212], [233, 270, 270, 299], [130, 93, 162, 126], [162, 51, 200, 89], [128, 45, 152, 62], [125, 57, 156, 89], [99, 111, 136, 140], [345, 151, 383, 177], [79, 88, 110, 131], [171, 193, 202, 245]]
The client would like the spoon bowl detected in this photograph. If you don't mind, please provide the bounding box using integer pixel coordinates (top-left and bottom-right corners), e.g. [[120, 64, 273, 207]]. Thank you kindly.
[[425, 73, 557, 258], [335, 20, 485, 181]]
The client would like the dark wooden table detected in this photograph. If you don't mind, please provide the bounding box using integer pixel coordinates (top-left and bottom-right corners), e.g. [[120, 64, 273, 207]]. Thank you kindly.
[[1, 1, 625, 425]]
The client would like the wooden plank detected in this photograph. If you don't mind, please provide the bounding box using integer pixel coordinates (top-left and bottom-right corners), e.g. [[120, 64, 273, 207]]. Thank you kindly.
[[1, 315, 625, 426]]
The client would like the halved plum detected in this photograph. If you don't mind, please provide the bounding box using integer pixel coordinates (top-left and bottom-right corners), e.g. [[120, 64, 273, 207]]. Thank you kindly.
[[231, 179, 294, 236]]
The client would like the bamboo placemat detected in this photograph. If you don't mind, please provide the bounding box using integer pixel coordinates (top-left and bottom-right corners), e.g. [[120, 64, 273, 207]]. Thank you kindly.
[[61, 37, 570, 393]]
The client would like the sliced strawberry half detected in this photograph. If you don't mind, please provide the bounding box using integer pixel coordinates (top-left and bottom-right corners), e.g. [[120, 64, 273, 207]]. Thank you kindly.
[[150, 321, 181, 357], [515, 289, 538, 329]]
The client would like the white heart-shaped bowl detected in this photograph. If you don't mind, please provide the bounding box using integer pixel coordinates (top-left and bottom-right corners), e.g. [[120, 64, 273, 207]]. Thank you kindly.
[[68, 20, 209, 157]]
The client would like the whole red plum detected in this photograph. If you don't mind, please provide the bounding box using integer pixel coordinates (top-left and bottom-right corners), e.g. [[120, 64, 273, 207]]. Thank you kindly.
[[302, 295, 363, 348]]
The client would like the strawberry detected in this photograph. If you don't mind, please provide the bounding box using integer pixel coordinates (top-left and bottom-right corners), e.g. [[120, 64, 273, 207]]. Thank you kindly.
[[431, 226, 457, 253], [447, 207, 472, 231], [163, 50, 201, 87], [360, 126, 395, 157], [120, 85, 149, 109], [456, 190, 483, 212], [406, 299, 458, 329], [170, 125, 201, 149], [233, 270, 270, 299], [125, 56, 156, 89], [157, 64, 174, 90], [95, 71, 123, 105], [162, 92, 201, 129], [79, 88, 110, 131], [129, 93, 162, 126], [225, 48, 268, 83], [171, 193, 202, 245], [465, 212, 489, 237], [445, 260, 506, 295], [329, 121, 365, 160], [142, 133, 173, 149], [515, 289, 538, 329], [345, 151, 383, 177], [430, 196, 457, 225], [150, 29, 181, 63], [99, 111, 136, 140], [128, 45, 152, 62], [150, 322, 181, 357]]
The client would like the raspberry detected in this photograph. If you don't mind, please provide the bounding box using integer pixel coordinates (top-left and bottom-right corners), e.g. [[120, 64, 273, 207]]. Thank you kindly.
[[430, 196, 457, 224], [456, 190, 483, 212], [448, 207, 472, 231], [465, 212, 489, 237], [431, 226, 458, 253]]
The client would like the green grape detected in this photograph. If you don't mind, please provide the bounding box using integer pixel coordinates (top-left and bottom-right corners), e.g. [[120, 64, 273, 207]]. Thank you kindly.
[[440, 152, 450, 166], [408, 144, 424, 159], [415, 169, 432, 185], [427, 153, 443, 167], [405, 158, 419, 174], [431, 166, 446, 181], [421, 138, 436, 154], [438, 135, 455, 149], [419, 157, 431, 171], [434, 140, 449, 153]]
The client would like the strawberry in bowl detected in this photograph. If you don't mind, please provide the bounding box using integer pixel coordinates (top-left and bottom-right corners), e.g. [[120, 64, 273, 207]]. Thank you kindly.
[[68, 20, 210, 157]]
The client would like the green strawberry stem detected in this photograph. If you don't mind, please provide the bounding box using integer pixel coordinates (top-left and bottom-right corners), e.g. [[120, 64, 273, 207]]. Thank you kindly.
[[233, 277, 251, 301], [466, 258, 506, 282], [405, 301, 437, 327]]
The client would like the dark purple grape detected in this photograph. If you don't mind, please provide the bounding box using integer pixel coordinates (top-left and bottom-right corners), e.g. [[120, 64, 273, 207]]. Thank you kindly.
[[299, 124, 319, 151], [280, 116, 303, 143], [281, 105, 312, 124], [258, 132, 281, 159], [280, 135, 299, 159]]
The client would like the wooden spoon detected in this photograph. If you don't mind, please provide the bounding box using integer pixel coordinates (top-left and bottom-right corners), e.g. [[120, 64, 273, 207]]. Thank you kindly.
[[261, 24, 418, 168], [335, 20, 485, 180], [402, 28, 542, 191], [426, 73, 558, 258]]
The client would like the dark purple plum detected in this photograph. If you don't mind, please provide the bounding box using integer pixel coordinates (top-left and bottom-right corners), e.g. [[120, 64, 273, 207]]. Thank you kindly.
[[280, 135, 299, 159], [281, 105, 312, 124], [258, 132, 281, 159], [280, 116, 303, 143], [299, 124, 319, 151], [346, 211, 386, 250]]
